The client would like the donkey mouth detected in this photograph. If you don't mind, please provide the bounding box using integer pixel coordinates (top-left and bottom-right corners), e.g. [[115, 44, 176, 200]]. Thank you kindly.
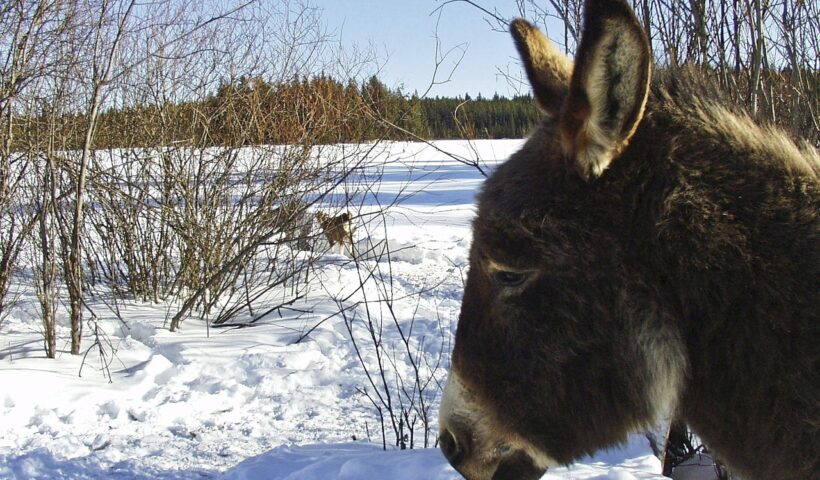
[[491, 450, 546, 480]]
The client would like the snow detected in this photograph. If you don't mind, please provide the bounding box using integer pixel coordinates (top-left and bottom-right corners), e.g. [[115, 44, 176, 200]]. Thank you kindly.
[[0, 140, 667, 479], [222, 441, 664, 480]]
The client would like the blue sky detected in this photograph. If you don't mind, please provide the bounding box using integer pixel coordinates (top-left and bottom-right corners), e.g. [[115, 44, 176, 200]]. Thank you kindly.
[[314, 1, 533, 98]]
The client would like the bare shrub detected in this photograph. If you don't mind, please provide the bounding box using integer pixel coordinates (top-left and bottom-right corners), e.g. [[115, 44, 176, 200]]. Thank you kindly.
[[336, 233, 451, 450], [1, 0, 387, 359]]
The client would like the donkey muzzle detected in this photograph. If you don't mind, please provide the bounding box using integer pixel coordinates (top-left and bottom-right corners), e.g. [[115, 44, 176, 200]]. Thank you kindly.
[[438, 422, 545, 480], [439, 372, 547, 480]]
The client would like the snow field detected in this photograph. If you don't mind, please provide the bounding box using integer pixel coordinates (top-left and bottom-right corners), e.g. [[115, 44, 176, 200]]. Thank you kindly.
[[1, 140, 667, 479]]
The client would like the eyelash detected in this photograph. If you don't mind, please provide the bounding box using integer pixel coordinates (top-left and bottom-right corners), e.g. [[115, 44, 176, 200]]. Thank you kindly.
[[493, 270, 532, 288]]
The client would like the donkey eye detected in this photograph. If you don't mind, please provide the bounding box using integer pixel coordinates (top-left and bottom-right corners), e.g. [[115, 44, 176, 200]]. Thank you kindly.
[[493, 270, 530, 287]]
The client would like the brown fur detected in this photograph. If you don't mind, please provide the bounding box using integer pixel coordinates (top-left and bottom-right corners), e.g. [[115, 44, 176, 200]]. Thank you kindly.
[[438, 0, 819, 479], [316, 211, 354, 255]]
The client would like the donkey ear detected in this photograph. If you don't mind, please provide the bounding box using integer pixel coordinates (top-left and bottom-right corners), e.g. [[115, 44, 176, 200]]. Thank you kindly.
[[560, 0, 651, 180], [510, 19, 573, 116]]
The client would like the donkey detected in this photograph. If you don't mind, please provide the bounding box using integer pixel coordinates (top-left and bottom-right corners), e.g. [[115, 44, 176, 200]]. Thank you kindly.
[[438, 0, 819, 479]]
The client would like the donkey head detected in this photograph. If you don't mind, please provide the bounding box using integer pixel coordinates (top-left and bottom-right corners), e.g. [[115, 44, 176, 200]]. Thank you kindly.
[[439, 0, 686, 479]]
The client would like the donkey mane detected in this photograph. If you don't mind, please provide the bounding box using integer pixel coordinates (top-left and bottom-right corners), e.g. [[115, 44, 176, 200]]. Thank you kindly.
[[650, 70, 819, 177]]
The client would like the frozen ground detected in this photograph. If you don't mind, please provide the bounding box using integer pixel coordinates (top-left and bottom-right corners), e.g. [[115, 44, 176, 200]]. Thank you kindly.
[[0, 140, 667, 479]]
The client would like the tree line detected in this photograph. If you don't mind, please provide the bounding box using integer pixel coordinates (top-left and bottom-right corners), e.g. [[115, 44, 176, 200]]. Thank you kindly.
[[8, 74, 542, 151]]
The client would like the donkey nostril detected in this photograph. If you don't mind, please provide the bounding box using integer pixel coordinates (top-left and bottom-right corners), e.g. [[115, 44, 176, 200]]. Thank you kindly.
[[440, 429, 465, 466]]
